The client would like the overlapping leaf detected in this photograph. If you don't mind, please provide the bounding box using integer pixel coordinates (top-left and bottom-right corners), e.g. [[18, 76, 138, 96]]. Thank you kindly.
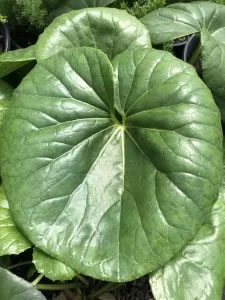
[[141, 1, 225, 45], [33, 248, 76, 281], [0, 46, 36, 78], [1, 47, 222, 282], [0, 267, 46, 300], [0, 8, 151, 78], [0, 80, 13, 127], [48, 0, 116, 19], [141, 1, 225, 121], [150, 158, 225, 300], [0, 185, 31, 255]]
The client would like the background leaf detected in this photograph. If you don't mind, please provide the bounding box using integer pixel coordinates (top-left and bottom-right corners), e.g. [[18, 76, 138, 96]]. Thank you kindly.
[[33, 248, 76, 281], [0, 7, 151, 78], [0, 185, 31, 255], [201, 30, 225, 122], [141, 2, 225, 45], [150, 160, 225, 300], [48, 0, 116, 19], [0, 46, 36, 78], [0, 80, 13, 127], [0, 267, 46, 300]]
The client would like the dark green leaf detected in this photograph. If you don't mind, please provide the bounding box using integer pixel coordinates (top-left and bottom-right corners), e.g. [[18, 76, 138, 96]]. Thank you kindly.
[[0, 80, 13, 127], [201, 29, 225, 122], [1, 47, 222, 281], [150, 158, 225, 300], [0, 267, 46, 300], [36, 7, 151, 60], [141, 2, 225, 45], [0, 185, 31, 255], [0, 8, 151, 77], [47, 0, 115, 10], [49, 0, 116, 19]]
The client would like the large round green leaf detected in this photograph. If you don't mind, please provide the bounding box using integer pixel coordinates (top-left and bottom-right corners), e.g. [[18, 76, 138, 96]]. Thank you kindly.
[[1, 47, 222, 282], [0, 7, 151, 78], [0, 46, 36, 78], [0, 267, 46, 300], [141, 1, 225, 45], [150, 152, 225, 300]]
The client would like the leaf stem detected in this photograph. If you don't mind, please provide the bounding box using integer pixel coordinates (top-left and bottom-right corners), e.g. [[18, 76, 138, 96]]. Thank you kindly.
[[36, 282, 80, 291], [188, 43, 201, 66], [88, 283, 123, 299], [76, 273, 89, 286], [32, 273, 44, 286], [7, 261, 33, 270]]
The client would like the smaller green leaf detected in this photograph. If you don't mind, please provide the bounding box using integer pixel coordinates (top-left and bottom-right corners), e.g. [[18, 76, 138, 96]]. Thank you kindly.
[[149, 163, 225, 300], [0, 185, 31, 255], [0, 267, 46, 300], [0, 80, 13, 127], [49, 0, 116, 19], [201, 29, 225, 122], [0, 46, 36, 78], [33, 248, 76, 281], [47, 0, 115, 9], [141, 2, 225, 45]]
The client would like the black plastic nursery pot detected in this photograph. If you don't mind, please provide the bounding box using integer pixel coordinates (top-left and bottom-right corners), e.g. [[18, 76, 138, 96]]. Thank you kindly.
[[182, 34, 200, 62], [173, 33, 201, 77], [0, 23, 11, 52], [173, 34, 200, 62]]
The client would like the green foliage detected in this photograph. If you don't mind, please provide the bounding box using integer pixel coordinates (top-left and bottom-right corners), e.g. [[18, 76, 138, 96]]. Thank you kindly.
[[0, 0, 47, 29], [0, 15, 7, 24], [15, 0, 48, 29], [119, 0, 166, 18]]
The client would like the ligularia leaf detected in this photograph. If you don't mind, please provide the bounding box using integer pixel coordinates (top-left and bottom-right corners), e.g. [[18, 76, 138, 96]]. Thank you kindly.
[[33, 248, 76, 281], [141, 2, 225, 122], [0, 267, 46, 300], [141, 2, 225, 45], [0, 185, 31, 255], [1, 47, 222, 281], [0, 7, 151, 77]]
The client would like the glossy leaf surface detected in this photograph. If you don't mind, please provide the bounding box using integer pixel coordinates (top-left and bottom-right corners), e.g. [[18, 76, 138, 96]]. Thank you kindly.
[[1, 47, 222, 281], [0, 185, 31, 255], [150, 161, 225, 300], [33, 248, 76, 281], [0, 267, 46, 300], [141, 1, 225, 45]]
